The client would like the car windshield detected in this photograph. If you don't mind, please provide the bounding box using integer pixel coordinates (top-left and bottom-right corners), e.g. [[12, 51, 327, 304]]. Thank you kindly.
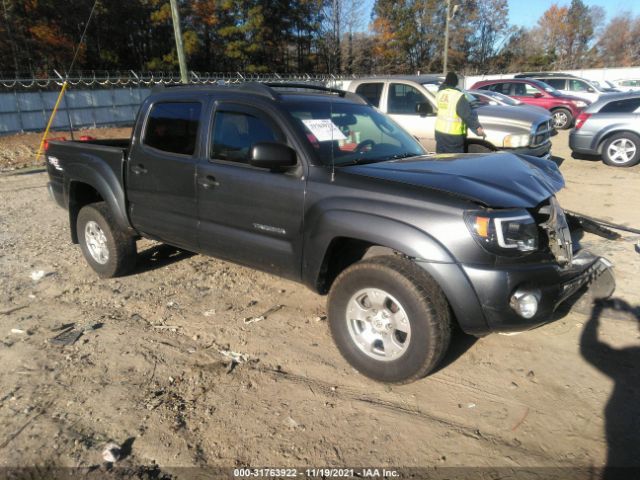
[[534, 80, 561, 94], [283, 100, 426, 166]]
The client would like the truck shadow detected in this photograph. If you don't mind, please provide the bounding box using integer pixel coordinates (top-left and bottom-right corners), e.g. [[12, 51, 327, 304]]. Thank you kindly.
[[580, 299, 640, 479], [134, 244, 195, 274]]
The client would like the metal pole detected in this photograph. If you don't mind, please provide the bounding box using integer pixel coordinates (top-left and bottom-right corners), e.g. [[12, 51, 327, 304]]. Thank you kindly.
[[443, 0, 450, 75], [169, 0, 188, 84]]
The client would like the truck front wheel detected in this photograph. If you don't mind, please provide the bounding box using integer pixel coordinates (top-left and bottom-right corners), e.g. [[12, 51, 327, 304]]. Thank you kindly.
[[77, 202, 136, 278], [327, 256, 451, 384]]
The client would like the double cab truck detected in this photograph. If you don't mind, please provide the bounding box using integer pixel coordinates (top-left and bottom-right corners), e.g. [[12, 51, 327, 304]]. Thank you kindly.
[[46, 83, 615, 384]]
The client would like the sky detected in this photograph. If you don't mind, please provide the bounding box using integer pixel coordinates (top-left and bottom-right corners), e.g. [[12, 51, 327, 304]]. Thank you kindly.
[[508, 0, 640, 27]]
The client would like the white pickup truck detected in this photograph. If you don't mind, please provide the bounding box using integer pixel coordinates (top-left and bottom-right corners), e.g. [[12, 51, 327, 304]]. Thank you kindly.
[[340, 76, 554, 157]]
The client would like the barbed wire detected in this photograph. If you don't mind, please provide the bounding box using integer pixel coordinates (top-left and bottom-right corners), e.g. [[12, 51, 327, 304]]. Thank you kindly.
[[0, 71, 361, 90]]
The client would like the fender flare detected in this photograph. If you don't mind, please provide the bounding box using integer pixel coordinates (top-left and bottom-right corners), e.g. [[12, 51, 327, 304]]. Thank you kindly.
[[302, 209, 455, 291], [64, 158, 130, 236]]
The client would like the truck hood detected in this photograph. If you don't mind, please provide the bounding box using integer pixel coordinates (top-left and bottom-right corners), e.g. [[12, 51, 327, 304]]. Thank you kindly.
[[475, 104, 551, 127], [341, 152, 564, 208]]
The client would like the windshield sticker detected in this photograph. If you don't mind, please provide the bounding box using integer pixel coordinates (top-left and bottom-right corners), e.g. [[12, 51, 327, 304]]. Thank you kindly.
[[302, 119, 347, 142]]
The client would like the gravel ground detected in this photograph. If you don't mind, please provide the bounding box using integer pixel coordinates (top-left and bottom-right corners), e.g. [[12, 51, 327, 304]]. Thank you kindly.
[[0, 129, 639, 479]]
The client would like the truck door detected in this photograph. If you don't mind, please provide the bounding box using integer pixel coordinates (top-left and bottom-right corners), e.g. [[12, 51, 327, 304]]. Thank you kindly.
[[127, 100, 204, 250], [386, 83, 437, 152], [196, 103, 305, 280]]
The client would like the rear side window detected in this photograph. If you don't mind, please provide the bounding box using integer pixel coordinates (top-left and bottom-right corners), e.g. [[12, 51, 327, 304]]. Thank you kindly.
[[543, 78, 566, 90], [144, 102, 201, 155], [355, 83, 384, 107], [599, 98, 640, 113], [211, 111, 282, 163]]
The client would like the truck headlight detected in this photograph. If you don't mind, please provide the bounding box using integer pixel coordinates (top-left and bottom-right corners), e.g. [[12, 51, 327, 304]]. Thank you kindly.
[[503, 134, 530, 148], [465, 210, 538, 256]]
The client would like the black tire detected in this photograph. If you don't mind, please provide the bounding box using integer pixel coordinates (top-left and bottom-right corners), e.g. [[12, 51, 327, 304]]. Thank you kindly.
[[466, 143, 493, 153], [327, 255, 452, 384], [77, 202, 136, 278], [551, 108, 573, 130], [602, 132, 640, 167]]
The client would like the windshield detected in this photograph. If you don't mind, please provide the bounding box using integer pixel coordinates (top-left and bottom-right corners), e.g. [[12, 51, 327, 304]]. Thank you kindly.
[[535, 80, 561, 95], [283, 101, 425, 165], [471, 90, 521, 106]]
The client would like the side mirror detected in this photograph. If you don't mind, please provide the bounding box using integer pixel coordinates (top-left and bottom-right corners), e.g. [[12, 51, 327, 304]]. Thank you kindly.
[[249, 142, 297, 170], [416, 102, 434, 116], [587, 87, 595, 93], [533, 92, 543, 98]]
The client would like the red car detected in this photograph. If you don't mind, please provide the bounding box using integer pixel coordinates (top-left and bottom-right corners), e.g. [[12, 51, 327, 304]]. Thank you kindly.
[[470, 78, 590, 130]]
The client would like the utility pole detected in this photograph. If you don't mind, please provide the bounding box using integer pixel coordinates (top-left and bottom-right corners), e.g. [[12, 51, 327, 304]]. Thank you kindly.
[[443, 0, 450, 75], [443, 0, 459, 75], [169, 0, 188, 84]]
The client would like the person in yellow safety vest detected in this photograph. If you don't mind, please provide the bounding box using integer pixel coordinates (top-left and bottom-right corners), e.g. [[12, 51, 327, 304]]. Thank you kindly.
[[435, 72, 484, 153]]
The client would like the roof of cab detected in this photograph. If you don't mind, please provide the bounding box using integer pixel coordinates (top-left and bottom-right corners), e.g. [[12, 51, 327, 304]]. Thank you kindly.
[[149, 82, 368, 105]]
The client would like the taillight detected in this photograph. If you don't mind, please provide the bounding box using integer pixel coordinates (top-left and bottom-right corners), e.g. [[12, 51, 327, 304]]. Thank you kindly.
[[574, 113, 591, 130], [44, 136, 67, 151]]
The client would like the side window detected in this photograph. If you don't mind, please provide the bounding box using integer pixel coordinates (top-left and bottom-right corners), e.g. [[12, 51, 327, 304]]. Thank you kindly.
[[487, 82, 511, 95], [599, 98, 640, 113], [144, 102, 201, 155], [544, 78, 566, 90], [569, 79, 589, 92], [514, 83, 541, 97], [355, 83, 384, 107], [387, 83, 429, 115], [211, 110, 282, 163]]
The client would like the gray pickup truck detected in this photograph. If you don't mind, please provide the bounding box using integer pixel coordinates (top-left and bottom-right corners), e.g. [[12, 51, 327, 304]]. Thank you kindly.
[[45, 83, 614, 384]]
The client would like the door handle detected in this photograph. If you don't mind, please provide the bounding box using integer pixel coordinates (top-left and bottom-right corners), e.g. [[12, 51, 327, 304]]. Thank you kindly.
[[198, 175, 220, 189], [131, 164, 148, 175]]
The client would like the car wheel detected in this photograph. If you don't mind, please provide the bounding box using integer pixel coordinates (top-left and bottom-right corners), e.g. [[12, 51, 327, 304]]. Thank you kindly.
[[77, 202, 137, 278], [602, 132, 640, 167], [327, 255, 451, 384], [552, 108, 573, 130]]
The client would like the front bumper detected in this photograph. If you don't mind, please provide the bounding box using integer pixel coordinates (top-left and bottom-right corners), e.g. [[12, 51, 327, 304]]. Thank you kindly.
[[504, 140, 552, 158], [461, 251, 615, 333]]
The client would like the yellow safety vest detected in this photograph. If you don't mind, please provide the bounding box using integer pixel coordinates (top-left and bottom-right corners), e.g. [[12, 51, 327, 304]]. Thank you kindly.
[[435, 88, 466, 135]]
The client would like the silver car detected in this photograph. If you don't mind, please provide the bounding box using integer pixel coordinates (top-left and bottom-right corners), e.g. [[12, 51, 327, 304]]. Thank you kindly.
[[569, 92, 640, 167], [345, 76, 554, 157]]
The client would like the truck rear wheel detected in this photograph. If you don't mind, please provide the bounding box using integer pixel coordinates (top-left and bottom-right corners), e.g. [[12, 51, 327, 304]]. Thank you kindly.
[[327, 255, 451, 384], [77, 202, 136, 278]]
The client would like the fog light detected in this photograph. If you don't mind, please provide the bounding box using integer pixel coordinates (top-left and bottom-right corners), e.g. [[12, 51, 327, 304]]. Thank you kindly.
[[510, 289, 540, 319]]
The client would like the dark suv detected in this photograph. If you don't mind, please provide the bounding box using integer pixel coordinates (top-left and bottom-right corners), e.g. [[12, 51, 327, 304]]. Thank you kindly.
[[471, 78, 589, 129], [45, 83, 614, 384]]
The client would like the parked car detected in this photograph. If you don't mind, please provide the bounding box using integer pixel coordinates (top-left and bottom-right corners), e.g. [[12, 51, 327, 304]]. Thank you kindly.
[[514, 72, 610, 103], [569, 92, 640, 167], [348, 76, 554, 156], [45, 82, 614, 384], [471, 78, 589, 129], [612, 79, 640, 92], [590, 80, 620, 93]]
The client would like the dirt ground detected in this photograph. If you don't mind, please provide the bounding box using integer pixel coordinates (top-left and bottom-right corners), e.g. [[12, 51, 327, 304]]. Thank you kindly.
[[0, 129, 639, 479]]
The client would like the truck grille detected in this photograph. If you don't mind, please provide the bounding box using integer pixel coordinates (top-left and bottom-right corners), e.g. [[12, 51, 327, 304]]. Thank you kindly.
[[531, 120, 553, 147], [536, 197, 573, 266]]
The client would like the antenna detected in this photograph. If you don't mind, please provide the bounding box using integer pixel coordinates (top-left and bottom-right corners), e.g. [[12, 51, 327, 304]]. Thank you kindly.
[[330, 100, 335, 182]]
